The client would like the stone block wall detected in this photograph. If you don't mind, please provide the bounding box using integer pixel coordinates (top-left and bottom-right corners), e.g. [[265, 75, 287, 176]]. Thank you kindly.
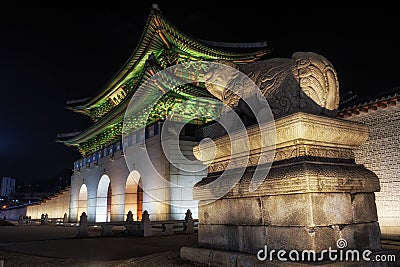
[[70, 121, 205, 222], [344, 104, 400, 239], [166, 139, 207, 220], [27, 187, 70, 219]]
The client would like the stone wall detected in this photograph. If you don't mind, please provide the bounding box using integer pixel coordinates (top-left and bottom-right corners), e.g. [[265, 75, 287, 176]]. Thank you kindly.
[[70, 150, 130, 223], [344, 104, 400, 239], [166, 139, 207, 220], [70, 122, 206, 222], [26, 187, 70, 219], [0, 206, 27, 221], [0, 188, 70, 221]]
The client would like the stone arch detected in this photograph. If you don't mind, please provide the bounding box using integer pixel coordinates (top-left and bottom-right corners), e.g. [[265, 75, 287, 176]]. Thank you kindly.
[[96, 174, 112, 222], [137, 178, 143, 220], [77, 184, 88, 221], [124, 171, 143, 221]]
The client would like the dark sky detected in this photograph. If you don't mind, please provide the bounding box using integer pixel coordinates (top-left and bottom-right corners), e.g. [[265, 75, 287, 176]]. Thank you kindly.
[[0, 4, 399, 184]]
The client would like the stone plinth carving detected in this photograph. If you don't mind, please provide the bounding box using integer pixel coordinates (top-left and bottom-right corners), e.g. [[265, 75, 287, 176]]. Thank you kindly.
[[181, 112, 382, 266], [194, 112, 369, 174]]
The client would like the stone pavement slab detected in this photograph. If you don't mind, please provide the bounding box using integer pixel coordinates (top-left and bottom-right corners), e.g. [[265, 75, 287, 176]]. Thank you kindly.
[[0, 225, 197, 261]]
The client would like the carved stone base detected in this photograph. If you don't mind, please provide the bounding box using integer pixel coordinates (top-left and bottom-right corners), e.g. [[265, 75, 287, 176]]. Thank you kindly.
[[198, 221, 381, 253], [183, 113, 383, 266], [195, 162, 382, 254]]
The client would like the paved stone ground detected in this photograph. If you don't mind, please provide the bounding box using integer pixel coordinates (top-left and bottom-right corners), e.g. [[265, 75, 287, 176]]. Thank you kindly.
[[0, 224, 399, 266], [0, 224, 205, 266]]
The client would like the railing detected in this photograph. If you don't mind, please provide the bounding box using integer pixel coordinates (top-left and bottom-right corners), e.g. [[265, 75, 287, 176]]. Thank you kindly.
[[18, 210, 198, 238], [76, 209, 198, 237], [18, 213, 68, 226]]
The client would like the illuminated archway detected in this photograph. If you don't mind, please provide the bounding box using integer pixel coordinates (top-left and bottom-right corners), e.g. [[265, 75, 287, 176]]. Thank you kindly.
[[124, 171, 143, 221], [77, 184, 88, 220], [137, 178, 143, 220], [96, 175, 111, 222]]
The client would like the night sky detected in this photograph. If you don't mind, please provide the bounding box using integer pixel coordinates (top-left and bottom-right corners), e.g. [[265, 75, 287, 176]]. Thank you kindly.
[[0, 4, 398, 184]]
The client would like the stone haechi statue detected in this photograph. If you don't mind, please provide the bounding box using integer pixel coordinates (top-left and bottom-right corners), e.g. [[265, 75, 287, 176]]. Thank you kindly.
[[204, 52, 340, 120]]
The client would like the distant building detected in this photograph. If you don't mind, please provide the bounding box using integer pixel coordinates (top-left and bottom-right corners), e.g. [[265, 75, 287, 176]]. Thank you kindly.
[[1, 177, 16, 197]]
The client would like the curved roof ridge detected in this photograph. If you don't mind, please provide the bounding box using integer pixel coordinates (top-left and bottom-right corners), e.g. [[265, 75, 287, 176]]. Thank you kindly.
[[68, 4, 269, 113], [340, 86, 400, 111], [337, 89, 399, 118]]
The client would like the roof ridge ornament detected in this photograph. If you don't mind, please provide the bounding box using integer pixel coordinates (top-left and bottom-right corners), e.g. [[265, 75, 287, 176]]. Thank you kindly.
[[151, 3, 161, 12], [145, 53, 157, 68]]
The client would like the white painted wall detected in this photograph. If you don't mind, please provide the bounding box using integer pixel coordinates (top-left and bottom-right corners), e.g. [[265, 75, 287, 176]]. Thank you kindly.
[[70, 123, 208, 222]]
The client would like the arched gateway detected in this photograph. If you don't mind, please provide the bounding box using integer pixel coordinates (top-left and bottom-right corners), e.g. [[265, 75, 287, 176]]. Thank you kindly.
[[124, 171, 143, 221], [61, 5, 270, 223], [96, 175, 111, 222], [77, 184, 87, 221]]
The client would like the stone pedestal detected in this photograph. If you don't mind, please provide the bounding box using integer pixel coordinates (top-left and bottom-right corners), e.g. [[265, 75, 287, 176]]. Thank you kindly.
[[181, 112, 382, 266]]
